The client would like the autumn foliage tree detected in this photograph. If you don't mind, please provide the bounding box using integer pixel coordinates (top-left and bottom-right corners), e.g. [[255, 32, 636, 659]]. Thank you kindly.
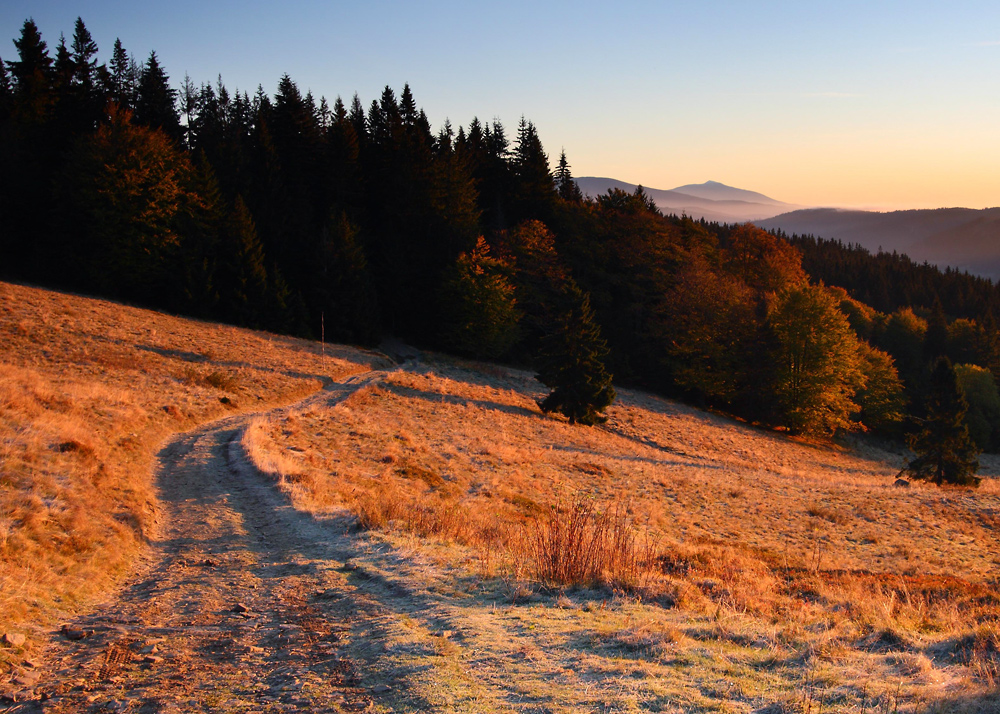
[[61, 104, 201, 302], [440, 237, 521, 359], [767, 284, 868, 435]]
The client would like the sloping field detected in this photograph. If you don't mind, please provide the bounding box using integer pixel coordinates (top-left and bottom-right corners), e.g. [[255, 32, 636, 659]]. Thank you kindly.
[[0, 280, 382, 667], [246, 359, 1000, 712], [2, 280, 998, 712]]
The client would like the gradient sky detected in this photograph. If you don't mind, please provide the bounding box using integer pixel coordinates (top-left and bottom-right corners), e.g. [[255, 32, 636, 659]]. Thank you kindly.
[[4, 1, 999, 210]]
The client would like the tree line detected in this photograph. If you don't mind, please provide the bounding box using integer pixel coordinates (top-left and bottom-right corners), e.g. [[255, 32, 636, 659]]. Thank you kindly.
[[0, 18, 993, 474]]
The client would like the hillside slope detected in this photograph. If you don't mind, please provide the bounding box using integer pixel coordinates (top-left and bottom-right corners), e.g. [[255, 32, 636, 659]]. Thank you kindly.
[[758, 207, 1000, 280], [2, 282, 998, 711], [0, 281, 383, 667]]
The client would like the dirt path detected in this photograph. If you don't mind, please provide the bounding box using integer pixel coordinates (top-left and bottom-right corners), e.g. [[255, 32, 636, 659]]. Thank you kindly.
[[1, 371, 448, 714]]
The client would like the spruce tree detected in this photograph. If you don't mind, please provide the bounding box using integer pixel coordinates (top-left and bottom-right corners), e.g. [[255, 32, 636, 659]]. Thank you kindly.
[[512, 117, 557, 222], [554, 149, 583, 203], [135, 51, 181, 140], [219, 195, 270, 328], [536, 283, 616, 425], [70, 17, 99, 91], [109, 38, 134, 109], [903, 357, 981, 486], [9, 19, 54, 125]]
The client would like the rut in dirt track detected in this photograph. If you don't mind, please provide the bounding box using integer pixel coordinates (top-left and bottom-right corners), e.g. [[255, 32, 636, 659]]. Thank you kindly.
[[2, 370, 444, 714]]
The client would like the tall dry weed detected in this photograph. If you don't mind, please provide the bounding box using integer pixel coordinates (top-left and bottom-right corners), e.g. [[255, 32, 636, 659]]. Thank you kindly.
[[520, 499, 654, 589]]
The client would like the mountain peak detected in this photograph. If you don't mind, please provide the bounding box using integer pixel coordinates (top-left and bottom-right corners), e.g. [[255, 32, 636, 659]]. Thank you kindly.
[[670, 181, 788, 206], [575, 177, 799, 223]]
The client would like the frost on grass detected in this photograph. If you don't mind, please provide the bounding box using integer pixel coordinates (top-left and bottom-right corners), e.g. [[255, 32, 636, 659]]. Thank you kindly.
[[250, 354, 1000, 712]]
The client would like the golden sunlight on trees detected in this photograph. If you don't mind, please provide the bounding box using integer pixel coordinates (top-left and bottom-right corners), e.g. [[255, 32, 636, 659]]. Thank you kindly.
[[660, 261, 755, 403], [440, 236, 521, 359], [955, 363, 1000, 451], [63, 104, 201, 300], [722, 223, 806, 295], [856, 343, 906, 432], [768, 284, 868, 435]]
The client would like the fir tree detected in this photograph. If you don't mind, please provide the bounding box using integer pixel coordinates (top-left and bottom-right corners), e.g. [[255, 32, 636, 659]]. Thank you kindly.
[[554, 149, 583, 202], [903, 357, 981, 486], [135, 51, 181, 140], [536, 283, 616, 425], [108, 38, 134, 109]]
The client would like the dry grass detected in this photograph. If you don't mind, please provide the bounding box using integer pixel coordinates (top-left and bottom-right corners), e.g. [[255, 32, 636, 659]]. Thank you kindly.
[[245, 355, 1000, 711], [0, 280, 381, 665]]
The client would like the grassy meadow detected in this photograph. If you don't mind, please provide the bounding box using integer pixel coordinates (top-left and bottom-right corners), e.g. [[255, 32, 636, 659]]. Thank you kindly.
[[0, 280, 381, 667], [1, 279, 998, 711], [245, 358, 1000, 712]]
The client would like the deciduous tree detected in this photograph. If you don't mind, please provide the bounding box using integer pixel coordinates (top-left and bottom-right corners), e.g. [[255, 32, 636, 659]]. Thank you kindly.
[[440, 236, 521, 359], [767, 284, 867, 435]]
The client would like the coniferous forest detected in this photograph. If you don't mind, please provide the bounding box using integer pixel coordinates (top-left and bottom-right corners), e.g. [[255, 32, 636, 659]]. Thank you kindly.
[[5, 18, 1000, 461]]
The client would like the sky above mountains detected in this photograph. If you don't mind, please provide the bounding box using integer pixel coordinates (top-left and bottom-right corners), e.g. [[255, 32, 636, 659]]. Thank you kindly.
[[4, 1, 999, 210]]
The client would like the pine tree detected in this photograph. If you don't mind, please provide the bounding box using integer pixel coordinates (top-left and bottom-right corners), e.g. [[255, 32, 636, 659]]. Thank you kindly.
[[536, 283, 616, 425], [108, 38, 135, 109], [135, 51, 181, 140], [554, 149, 583, 202], [903, 357, 980, 486]]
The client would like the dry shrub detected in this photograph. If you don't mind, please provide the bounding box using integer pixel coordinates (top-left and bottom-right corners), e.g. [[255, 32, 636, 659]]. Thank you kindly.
[[517, 499, 656, 589], [204, 370, 239, 392], [807, 504, 848, 525], [182, 367, 240, 393]]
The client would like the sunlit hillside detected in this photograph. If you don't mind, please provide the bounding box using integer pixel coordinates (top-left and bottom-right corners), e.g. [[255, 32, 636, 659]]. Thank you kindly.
[[2, 281, 998, 711], [0, 281, 382, 665], [245, 356, 1000, 712]]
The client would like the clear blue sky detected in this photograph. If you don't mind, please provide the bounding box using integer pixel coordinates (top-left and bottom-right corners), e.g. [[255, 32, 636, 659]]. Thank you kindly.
[[4, 1, 999, 209]]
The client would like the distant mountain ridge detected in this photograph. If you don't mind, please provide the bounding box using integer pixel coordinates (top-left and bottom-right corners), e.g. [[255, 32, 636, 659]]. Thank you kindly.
[[577, 176, 1000, 281], [756, 207, 1000, 281], [575, 178, 799, 223]]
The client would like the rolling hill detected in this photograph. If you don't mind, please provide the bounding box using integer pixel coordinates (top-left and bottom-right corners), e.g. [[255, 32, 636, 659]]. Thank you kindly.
[[757, 207, 1000, 280], [575, 177, 800, 223]]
